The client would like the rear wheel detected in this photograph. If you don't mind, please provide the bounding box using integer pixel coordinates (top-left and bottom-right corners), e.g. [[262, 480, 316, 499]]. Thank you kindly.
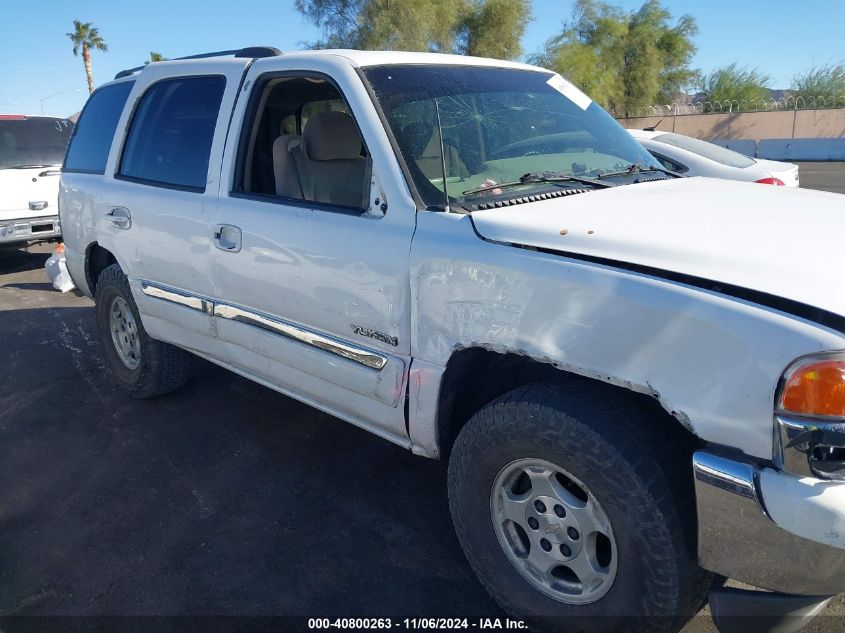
[[95, 264, 191, 398], [448, 381, 710, 633]]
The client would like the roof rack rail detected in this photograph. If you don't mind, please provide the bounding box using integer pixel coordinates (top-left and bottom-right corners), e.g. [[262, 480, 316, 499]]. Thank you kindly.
[[114, 46, 282, 80]]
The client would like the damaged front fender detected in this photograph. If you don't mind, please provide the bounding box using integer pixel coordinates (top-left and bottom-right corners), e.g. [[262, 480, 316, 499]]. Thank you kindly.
[[409, 211, 845, 460]]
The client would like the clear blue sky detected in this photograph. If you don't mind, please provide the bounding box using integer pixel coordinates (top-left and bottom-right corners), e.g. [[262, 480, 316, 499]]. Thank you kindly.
[[1, 0, 843, 117]]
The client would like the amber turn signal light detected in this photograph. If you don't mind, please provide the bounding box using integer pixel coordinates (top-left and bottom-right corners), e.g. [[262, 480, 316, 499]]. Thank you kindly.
[[780, 358, 845, 418]]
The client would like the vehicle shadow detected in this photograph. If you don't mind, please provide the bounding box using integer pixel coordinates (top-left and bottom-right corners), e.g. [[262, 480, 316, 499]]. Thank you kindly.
[[0, 247, 51, 275], [0, 282, 57, 291]]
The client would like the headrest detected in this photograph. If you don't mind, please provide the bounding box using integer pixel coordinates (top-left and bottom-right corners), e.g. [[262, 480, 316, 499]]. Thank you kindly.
[[303, 111, 362, 161], [280, 115, 296, 136], [273, 134, 302, 156]]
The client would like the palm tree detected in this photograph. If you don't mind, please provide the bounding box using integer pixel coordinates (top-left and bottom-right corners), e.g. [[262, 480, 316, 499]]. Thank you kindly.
[[67, 20, 108, 95], [148, 51, 167, 63]]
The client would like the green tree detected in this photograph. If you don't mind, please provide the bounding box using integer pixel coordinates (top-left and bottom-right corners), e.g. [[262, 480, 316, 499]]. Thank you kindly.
[[697, 63, 771, 112], [66, 20, 108, 95], [358, 0, 466, 52], [792, 63, 845, 105], [295, 0, 364, 48], [531, 0, 697, 116], [148, 51, 167, 63], [532, 1, 627, 111], [461, 0, 531, 59], [295, 0, 530, 59]]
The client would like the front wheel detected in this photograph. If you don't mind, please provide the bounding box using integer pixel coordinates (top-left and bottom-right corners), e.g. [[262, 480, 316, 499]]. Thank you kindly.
[[447, 382, 710, 633]]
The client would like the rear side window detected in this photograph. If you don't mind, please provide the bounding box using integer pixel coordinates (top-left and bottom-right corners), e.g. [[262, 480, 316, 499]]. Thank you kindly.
[[63, 82, 133, 174], [118, 76, 225, 191], [653, 133, 755, 168]]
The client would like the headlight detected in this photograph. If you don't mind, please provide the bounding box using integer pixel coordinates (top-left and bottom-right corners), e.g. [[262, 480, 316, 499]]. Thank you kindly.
[[778, 353, 845, 418]]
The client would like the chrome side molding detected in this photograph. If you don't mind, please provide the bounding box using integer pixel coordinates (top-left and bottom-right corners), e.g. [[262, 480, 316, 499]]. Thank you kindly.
[[141, 281, 213, 315], [214, 303, 388, 370], [139, 280, 388, 370]]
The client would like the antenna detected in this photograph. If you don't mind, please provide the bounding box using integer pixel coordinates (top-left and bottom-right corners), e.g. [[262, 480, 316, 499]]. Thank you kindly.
[[643, 117, 664, 132], [433, 98, 451, 213]]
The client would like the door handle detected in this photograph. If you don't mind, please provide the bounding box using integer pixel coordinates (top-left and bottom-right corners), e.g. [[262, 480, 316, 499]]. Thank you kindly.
[[106, 206, 131, 230], [213, 224, 242, 252]]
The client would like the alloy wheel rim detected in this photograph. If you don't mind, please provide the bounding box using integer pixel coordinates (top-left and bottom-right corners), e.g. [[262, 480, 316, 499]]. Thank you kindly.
[[109, 296, 141, 370], [490, 458, 618, 604]]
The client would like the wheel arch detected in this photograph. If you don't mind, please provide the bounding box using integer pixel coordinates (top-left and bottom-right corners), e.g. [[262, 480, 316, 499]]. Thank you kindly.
[[84, 242, 119, 296], [434, 347, 701, 459]]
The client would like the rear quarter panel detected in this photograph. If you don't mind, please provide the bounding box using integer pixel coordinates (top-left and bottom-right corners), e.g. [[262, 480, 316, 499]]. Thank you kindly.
[[59, 172, 102, 296]]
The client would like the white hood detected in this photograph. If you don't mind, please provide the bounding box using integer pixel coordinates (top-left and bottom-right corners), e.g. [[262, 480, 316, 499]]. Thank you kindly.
[[470, 177, 845, 316]]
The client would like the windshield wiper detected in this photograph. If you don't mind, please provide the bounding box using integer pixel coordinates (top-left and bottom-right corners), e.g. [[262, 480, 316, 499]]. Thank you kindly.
[[596, 163, 683, 180], [463, 171, 614, 196]]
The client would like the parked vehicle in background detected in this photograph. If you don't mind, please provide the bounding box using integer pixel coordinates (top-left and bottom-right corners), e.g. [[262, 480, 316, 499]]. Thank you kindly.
[[60, 48, 845, 633], [0, 115, 73, 247], [628, 128, 800, 187]]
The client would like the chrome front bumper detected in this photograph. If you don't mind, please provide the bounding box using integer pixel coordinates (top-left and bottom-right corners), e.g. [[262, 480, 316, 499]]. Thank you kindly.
[[0, 215, 61, 244], [693, 451, 845, 596]]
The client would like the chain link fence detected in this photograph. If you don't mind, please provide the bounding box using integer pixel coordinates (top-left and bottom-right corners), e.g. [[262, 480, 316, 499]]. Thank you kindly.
[[610, 95, 845, 118]]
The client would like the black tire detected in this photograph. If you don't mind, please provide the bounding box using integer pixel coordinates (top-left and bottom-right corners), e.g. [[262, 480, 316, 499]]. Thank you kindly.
[[95, 264, 191, 398], [448, 381, 711, 633]]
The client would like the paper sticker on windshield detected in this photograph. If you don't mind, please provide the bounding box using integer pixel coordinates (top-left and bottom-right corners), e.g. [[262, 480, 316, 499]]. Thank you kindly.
[[547, 74, 592, 111]]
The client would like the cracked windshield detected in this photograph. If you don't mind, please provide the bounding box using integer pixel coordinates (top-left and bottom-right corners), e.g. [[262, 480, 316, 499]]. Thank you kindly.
[[365, 65, 662, 208]]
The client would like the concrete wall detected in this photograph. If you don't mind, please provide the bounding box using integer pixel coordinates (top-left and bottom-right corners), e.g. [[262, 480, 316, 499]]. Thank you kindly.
[[618, 108, 845, 160], [710, 139, 758, 156], [619, 109, 845, 141], [758, 138, 845, 161]]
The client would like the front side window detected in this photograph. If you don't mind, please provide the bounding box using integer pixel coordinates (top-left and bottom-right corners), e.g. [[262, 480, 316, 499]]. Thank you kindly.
[[119, 76, 225, 191], [653, 133, 755, 168], [64, 82, 133, 174], [364, 65, 662, 209], [236, 75, 370, 211]]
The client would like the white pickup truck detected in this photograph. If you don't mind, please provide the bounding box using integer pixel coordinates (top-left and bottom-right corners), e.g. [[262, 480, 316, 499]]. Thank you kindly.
[[60, 47, 845, 633], [0, 114, 72, 246]]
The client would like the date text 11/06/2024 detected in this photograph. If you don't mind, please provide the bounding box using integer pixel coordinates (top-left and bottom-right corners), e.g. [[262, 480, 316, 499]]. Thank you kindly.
[[307, 618, 528, 629]]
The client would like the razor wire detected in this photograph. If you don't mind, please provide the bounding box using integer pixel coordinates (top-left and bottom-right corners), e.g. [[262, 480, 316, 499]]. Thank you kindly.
[[610, 95, 845, 118]]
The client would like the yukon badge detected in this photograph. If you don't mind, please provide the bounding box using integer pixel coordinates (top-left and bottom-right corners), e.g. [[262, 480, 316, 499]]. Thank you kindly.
[[350, 324, 398, 347]]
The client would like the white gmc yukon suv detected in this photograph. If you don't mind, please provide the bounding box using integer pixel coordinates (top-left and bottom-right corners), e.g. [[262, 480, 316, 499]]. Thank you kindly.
[[1, 114, 72, 246], [59, 47, 845, 633]]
